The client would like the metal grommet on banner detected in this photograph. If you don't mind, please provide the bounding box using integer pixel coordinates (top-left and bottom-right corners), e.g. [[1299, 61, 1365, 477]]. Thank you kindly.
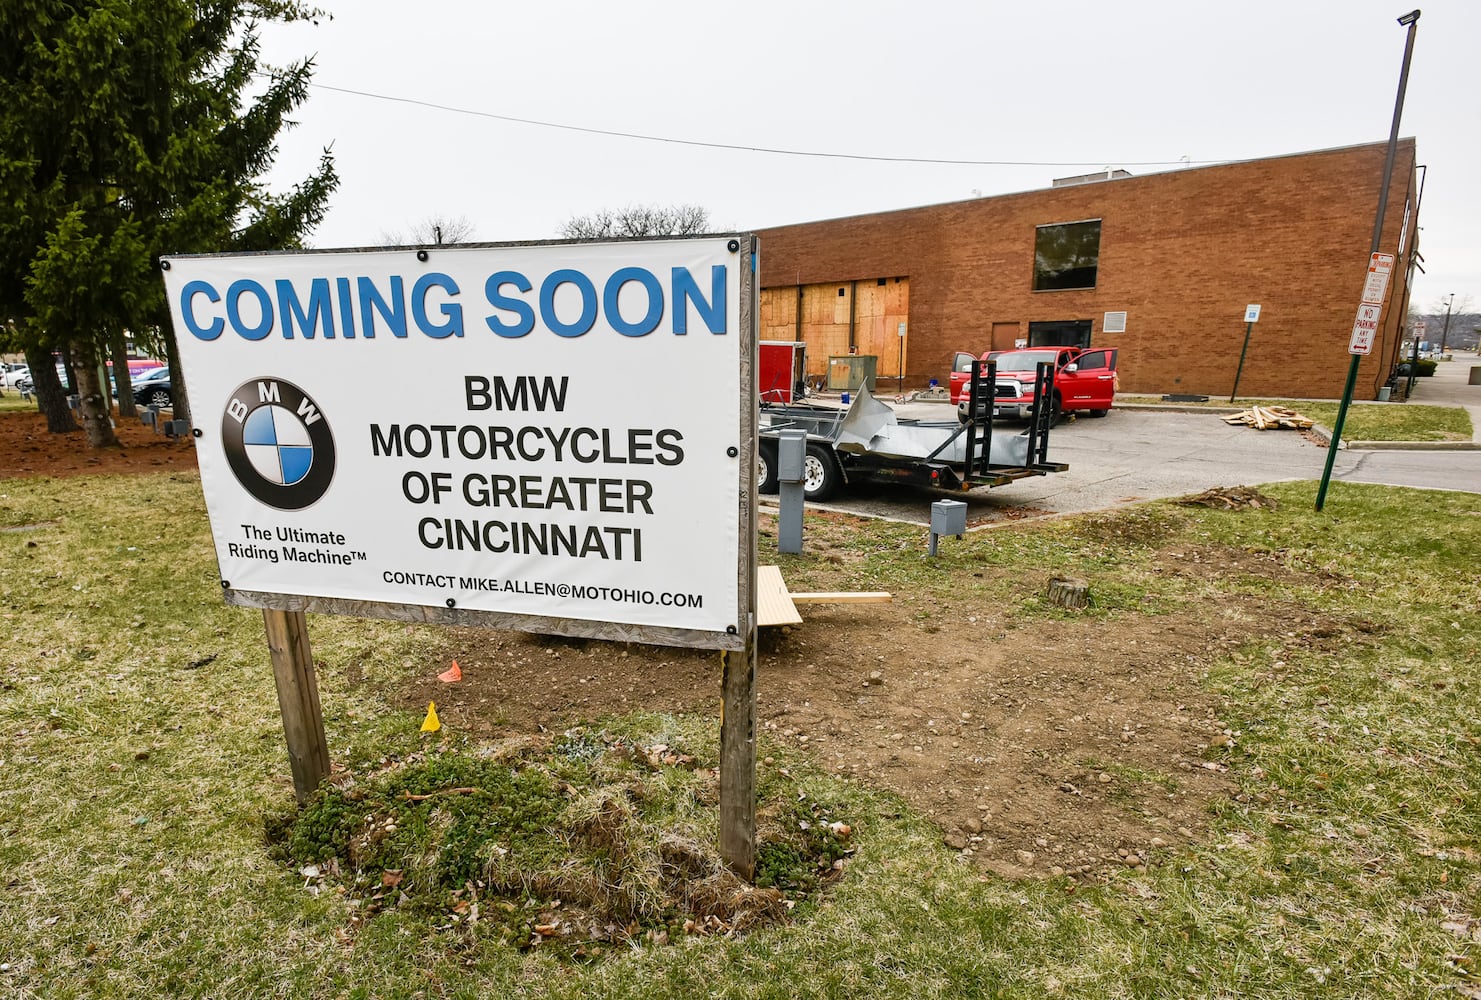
[[220, 580, 230, 589], [726, 624, 738, 634], [445, 598, 456, 608], [726, 239, 740, 253], [192, 428, 203, 438], [416, 249, 429, 262], [160, 259, 172, 271], [726, 446, 738, 458]]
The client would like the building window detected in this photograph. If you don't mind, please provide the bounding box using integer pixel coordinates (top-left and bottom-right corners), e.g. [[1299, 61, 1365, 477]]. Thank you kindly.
[[1033, 220, 1101, 291], [1028, 319, 1092, 349]]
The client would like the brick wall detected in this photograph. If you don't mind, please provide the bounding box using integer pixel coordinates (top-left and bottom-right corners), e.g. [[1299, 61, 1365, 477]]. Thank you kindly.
[[757, 140, 1418, 400]]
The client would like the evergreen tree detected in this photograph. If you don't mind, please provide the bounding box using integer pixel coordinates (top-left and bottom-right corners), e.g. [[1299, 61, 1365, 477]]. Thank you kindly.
[[0, 0, 338, 443]]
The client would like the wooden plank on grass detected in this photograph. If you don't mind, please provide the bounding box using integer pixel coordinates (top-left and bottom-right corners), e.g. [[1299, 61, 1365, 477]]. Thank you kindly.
[[756, 565, 802, 626], [790, 591, 893, 604]]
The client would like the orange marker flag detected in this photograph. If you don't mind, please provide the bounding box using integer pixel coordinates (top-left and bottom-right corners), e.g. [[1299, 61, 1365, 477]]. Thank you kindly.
[[438, 660, 462, 683], [420, 702, 441, 733]]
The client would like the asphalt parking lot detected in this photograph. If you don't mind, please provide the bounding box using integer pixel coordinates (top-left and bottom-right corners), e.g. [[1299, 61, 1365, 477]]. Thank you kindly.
[[781, 401, 1481, 525]]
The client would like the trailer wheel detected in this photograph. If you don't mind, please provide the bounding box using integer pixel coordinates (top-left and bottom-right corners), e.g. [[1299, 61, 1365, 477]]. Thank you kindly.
[[757, 441, 779, 494], [802, 444, 841, 501]]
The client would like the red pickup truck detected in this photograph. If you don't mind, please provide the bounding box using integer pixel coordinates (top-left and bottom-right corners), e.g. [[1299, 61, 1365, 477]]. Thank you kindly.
[[950, 346, 1119, 420]]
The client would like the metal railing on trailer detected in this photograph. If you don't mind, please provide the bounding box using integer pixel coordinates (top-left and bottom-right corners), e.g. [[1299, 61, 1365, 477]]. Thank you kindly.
[[943, 359, 1062, 485], [757, 359, 1066, 495]]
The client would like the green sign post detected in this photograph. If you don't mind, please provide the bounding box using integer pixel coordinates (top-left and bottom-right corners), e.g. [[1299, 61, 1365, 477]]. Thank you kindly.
[[1316, 9, 1421, 512]]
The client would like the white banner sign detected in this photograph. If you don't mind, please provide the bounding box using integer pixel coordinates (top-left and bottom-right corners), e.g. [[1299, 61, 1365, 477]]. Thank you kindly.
[[162, 238, 749, 645]]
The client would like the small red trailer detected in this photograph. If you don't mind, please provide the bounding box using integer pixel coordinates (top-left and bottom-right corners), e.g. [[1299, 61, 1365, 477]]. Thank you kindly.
[[759, 341, 807, 403]]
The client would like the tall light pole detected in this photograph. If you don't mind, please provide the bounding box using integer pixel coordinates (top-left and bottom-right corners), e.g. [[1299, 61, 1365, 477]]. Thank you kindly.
[[1439, 292, 1455, 354], [1315, 9, 1421, 512]]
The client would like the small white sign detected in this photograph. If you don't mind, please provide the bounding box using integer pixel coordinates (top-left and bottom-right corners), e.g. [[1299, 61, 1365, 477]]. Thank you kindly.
[[1350, 303, 1381, 355], [1244, 304, 1261, 323], [1361, 252, 1396, 305]]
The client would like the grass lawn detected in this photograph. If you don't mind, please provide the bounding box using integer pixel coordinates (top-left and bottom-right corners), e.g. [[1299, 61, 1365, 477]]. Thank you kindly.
[[1, 472, 1478, 998], [1118, 396, 1473, 443], [0, 393, 39, 414]]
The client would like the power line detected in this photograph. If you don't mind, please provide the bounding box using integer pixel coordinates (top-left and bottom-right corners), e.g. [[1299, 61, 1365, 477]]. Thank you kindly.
[[303, 80, 1225, 169]]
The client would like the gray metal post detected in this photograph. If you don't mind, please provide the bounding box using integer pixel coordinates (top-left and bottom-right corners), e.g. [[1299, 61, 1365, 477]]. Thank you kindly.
[[776, 429, 806, 554]]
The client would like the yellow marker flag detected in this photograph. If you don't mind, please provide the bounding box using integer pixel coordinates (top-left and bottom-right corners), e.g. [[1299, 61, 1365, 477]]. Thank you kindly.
[[420, 701, 441, 733]]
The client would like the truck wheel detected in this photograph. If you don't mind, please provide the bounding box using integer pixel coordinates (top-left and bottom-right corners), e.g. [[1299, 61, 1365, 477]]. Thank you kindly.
[[802, 444, 841, 502], [1049, 391, 1064, 426], [1087, 408, 1109, 418], [757, 441, 779, 494]]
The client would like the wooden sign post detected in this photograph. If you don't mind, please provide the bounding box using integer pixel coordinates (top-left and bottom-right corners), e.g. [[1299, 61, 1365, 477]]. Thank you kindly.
[[263, 608, 330, 804], [718, 628, 758, 879]]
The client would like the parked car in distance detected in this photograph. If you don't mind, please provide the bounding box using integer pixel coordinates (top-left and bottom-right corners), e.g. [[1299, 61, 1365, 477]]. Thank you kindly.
[[133, 374, 174, 409], [1, 364, 30, 389], [950, 346, 1119, 421]]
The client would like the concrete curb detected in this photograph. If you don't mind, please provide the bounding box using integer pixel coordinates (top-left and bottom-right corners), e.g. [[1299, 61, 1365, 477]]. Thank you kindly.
[[1115, 403, 1244, 415], [1345, 439, 1481, 451], [1122, 404, 1481, 451]]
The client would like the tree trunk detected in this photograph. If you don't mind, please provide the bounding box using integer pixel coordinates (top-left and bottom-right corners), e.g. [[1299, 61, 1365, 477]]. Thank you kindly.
[[162, 322, 191, 427], [23, 346, 77, 433], [1046, 576, 1090, 609], [68, 341, 120, 449], [111, 337, 137, 419]]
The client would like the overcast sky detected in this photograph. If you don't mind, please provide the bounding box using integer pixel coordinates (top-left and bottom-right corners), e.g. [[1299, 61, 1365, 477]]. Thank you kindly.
[[258, 0, 1479, 319]]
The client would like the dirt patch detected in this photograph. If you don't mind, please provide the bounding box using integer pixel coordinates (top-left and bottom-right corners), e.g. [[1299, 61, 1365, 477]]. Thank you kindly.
[[0, 409, 198, 478], [8, 411, 1371, 883], [410, 560, 1376, 882]]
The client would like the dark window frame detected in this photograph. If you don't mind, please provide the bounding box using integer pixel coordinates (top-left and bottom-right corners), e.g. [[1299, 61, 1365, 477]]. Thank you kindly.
[[1032, 219, 1102, 292]]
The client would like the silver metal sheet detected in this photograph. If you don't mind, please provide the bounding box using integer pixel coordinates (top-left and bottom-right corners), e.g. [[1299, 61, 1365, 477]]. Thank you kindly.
[[832, 385, 1031, 466]]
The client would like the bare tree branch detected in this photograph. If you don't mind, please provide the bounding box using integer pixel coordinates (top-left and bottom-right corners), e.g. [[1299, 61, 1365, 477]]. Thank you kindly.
[[380, 213, 478, 246], [560, 204, 710, 239]]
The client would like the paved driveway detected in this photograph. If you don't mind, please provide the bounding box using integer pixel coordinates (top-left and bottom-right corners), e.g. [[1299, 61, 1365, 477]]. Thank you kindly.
[[791, 405, 1481, 525]]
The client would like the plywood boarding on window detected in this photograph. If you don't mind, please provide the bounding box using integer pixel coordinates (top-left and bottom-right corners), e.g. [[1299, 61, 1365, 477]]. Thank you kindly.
[[759, 279, 911, 382], [852, 278, 910, 378], [800, 284, 853, 378], [991, 321, 1021, 352], [759, 287, 798, 343]]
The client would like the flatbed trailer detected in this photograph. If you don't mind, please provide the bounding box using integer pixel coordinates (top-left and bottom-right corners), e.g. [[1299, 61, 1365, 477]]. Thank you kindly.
[[757, 360, 1068, 500]]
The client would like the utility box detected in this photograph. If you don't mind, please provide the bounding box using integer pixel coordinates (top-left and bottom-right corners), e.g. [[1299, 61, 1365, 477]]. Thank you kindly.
[[827, 355, 878, 392], [928, 499, 967, 557], [777, 428, 807, 482], [931, 499, 967, 537]]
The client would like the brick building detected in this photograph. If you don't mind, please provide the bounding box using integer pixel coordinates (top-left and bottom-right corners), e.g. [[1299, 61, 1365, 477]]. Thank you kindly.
[[756, 139, 1419, 400]]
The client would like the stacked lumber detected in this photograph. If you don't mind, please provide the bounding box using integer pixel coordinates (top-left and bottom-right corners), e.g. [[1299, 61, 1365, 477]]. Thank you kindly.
[[1223, 405, 1313, 430], [1175, 485, 1279, 510]]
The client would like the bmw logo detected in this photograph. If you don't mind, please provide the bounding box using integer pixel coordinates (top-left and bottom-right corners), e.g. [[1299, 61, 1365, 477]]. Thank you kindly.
[[221, 378, 336, 510]]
